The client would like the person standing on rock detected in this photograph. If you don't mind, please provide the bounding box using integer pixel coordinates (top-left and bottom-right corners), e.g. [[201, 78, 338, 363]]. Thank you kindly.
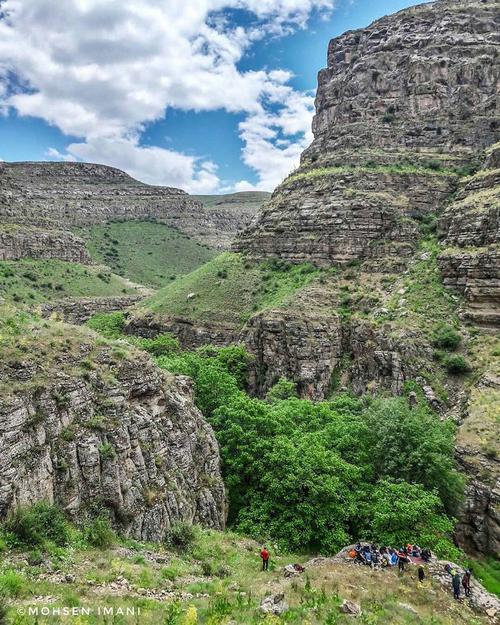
[[418, 566, 425, 583], [452, 570, 462, 600], [462, 569, 471, 597], [260, 546, 270, 571]]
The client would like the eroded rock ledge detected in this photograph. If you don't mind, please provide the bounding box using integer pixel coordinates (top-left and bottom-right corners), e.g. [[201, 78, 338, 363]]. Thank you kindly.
[[0, 327, 226, 541]]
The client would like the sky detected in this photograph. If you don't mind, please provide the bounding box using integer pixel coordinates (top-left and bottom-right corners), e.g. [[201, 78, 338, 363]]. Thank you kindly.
[[0, 0, 420, 194]]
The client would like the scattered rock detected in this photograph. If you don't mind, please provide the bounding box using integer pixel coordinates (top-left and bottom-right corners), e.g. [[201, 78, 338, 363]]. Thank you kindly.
[[340, 599, 361, 616], [259, 593, 289, 615]]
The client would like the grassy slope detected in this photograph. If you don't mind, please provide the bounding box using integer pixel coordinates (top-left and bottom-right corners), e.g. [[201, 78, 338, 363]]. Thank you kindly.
[[140, 253, 320, 325], [83, 221, 216, 288], [0, 259, 139, 305], [192, 191, 271, 213], [0, 528, 492, 625]]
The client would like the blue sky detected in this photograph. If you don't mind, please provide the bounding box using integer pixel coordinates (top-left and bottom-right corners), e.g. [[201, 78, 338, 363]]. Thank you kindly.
[[0, 0, 419, 193]]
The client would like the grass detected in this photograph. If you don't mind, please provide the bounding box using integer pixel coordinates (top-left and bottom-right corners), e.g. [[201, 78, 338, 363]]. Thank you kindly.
[[192, 191, 271, 212], [381, 238, 461, 333], [0, 526, 492, 625], [0, 259, 139, 305], [472, 557, 500, 597], [83, 220, 216, 288], [140, 253, 320, 325]]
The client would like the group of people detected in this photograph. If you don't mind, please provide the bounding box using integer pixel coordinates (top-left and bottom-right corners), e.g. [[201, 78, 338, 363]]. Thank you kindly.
[[446, 564, 472, 600], [349, 543, 432, 573]]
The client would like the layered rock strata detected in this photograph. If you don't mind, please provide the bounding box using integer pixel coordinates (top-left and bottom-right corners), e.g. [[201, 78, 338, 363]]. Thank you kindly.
[[0, 322, 226, 541], [438, 144, 500, 329], [235, 0, 499, 266], [0, 162, 259, 249], [0, 224, 91, 264]]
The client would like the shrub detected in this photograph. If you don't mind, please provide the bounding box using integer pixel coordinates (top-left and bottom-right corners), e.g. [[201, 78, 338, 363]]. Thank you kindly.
[[132, 333, 180, 356], [83, 517, 116, 548], [432, 324, 461, 350], [165, 522, 196, 552], [4, 502, 71, 548], [0, 570, 26, 598], [444, 354, 471, 375], [265, 377, 298, 403], [87, 312, 125, 339]]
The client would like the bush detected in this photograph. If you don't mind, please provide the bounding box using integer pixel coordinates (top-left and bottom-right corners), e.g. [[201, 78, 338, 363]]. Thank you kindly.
[[0, 570, 26, 598], [165, 522, 196, 552], [444, 354, 471, 375], [131, 333, 180, 356], [432, 324, 461, 350], [87, 312, 125, 339], [4, 502, 71, 548], [83, 517, 116, 549], [265, 377, 298, 403]]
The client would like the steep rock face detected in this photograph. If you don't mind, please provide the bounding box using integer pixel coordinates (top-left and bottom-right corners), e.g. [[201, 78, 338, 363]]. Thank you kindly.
[[235, 0, 499, 266], [243, 309, 343, 400], [0, 162, 258, 250], [455, 370, 500, 558], [40, 295, 145, 324], [0, 224, 91, 264], [0, 320, 226, 541], [438, 144, 500, 328]]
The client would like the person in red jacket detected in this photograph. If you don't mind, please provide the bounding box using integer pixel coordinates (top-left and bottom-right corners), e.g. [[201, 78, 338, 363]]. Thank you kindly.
[[260, 547, 270, 571]]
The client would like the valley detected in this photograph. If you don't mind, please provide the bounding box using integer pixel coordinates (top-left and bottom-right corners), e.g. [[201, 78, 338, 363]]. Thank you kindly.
[[0, 0, 498, 623]]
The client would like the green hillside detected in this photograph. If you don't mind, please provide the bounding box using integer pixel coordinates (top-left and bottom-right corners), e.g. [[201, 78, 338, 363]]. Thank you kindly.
[[0, 259, 139, 305], [139, 252, 320, 324], [83, 220, 216, 288], [192, 191, 271, 213]]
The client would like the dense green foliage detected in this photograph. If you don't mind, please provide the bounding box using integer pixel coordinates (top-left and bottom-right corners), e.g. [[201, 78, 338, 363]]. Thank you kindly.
[[87, 312, 180, 355], [4, 502, 71, 548], [157, 347, 463, 557], [84, 220, 215, 288], [432, 324, 461, 350], [87, 311, 126, 338]]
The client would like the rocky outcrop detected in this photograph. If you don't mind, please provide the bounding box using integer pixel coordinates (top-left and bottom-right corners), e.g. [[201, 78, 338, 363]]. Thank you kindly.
[[438, 144, 500, 329], [243, 309, 343, 400], [0, 224, 91, 264], [455, 372, 500, 558], [124, 312, 239, 349], [0, 320, 226, 541], [235, 0, 499, 266], [39, 295, 145, 324], [0, 162, 260, 250]]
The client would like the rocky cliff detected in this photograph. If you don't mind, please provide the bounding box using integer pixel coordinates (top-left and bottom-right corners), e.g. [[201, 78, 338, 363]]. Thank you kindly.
[[0, 223, 91, 264], [0, 311, 226, 541], [0, 162, 260, 250], [235, 0, 499, 267], [438, 143, 500, 329]]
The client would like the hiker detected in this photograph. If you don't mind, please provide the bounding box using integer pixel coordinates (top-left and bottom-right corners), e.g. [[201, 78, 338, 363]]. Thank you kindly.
[[397, 548, 407, 572], [260, 547, 270, 571], [462, 569, 471, 597], [390, 549, 398, 567], [418, 566, 425, 583], [452, 570, 461, 600], [421, 548, 431, 562]]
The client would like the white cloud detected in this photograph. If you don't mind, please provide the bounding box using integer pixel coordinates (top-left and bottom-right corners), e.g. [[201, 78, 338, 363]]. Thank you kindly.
[[0, 0, 331, 192]]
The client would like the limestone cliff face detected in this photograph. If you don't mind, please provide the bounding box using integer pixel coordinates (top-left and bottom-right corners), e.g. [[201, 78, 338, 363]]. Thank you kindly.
[[438, 144, 500, 329], [0, 162, 258, 250], [0, 224, 91, 264], [235, 0, 499, 266], [0, 320, 226, 541], [455, 370, 500, 558]]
